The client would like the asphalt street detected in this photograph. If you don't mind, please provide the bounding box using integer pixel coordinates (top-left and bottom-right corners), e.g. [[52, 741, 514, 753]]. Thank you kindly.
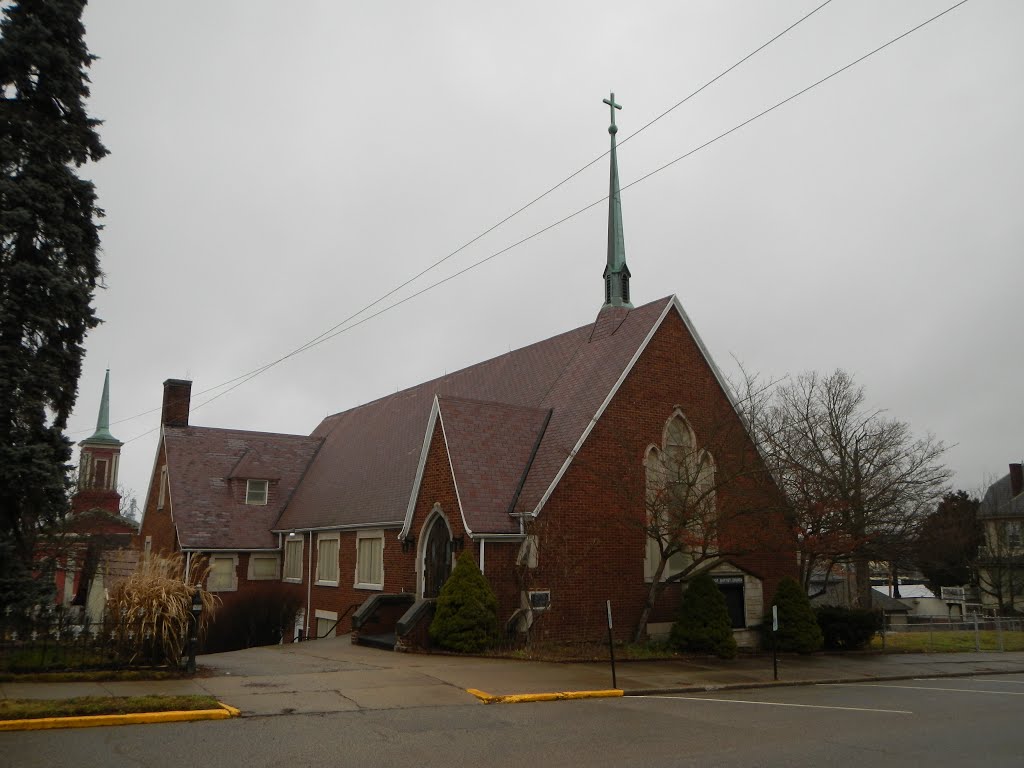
[[4, 673, 1023, 767]]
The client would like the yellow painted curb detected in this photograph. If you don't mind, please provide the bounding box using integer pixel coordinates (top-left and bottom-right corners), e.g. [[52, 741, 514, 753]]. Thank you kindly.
[[467, 688, 623, 704], [0, 702, 241, 732]]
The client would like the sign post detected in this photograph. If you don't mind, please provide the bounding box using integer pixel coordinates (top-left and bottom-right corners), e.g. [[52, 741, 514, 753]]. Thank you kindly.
[[771, 604, 779, 681], [606, 600, 617, 690]]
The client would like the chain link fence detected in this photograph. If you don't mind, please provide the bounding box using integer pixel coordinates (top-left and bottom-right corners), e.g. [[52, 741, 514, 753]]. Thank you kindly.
[[879, 612, 1024, 652]]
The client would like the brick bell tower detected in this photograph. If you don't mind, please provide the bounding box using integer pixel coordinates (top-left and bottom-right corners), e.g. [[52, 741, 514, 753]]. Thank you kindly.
[[73, 369, 123, 516]]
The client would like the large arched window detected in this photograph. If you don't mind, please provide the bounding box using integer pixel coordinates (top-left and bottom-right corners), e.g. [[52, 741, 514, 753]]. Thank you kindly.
[[644, 411, 717, 582]]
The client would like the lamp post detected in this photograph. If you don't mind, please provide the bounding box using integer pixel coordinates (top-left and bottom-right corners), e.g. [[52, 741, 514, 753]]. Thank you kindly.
[[186, 589, 202, 674]]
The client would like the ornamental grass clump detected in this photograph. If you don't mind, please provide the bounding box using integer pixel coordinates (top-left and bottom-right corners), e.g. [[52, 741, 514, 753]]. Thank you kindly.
[[670, 573, 737, 659], [769, 577, 823, 654], [105, 553, 218, 667], [429, 550, 499, 653]]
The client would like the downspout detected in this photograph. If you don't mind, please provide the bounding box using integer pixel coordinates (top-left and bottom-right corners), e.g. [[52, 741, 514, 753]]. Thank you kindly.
[[306, 532, 313, 638], [185, 552, 192, 582]]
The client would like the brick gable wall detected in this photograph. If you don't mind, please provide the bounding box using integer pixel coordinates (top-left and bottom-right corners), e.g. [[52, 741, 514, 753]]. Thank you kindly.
[[137, 439, 178, 555], [520, 308, 794, 642]]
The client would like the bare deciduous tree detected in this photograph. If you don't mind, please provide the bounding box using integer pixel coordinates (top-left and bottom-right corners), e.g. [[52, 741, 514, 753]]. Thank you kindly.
[[751, 370, 950, 607]]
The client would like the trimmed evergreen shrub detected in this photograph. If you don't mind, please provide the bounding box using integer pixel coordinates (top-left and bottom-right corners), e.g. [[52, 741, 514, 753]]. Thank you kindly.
[[769, 577, 823, 654], [670, 573, 737, 659], [429, 550, 499, 653], [815, 606, 881, 650]]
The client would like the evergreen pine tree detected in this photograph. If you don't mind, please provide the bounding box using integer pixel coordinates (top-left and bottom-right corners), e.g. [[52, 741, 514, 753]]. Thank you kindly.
[[429, 549, 499, 653], [770, 576, 823, 654], [670, 573, 737, 659], [0, 0, 107, 606]]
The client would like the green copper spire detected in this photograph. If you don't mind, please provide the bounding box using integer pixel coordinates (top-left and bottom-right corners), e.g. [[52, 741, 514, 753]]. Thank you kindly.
[[82, 369, 121, 446], [602, 92, 632, 309]]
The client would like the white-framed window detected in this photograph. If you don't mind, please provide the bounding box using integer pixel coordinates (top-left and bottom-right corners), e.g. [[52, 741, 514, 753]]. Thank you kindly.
[[245, 479, 269, 505], [207, 555, 239, 592], [248, 554, 280, 581], [316, 533, 340, 586], [157, 465, 168, 509], [283, 537, 304, 582], [355, 530, 384, 590]]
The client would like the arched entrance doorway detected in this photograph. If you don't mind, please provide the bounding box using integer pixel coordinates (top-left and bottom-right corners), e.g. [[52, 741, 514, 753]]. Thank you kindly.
[[422, 513, 453, 598]]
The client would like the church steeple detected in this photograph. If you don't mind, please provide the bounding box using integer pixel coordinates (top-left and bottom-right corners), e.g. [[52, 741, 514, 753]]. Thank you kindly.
[[602, 92, 632, 309], [74, 369, 123, 514], [83, 369, 120, 446]]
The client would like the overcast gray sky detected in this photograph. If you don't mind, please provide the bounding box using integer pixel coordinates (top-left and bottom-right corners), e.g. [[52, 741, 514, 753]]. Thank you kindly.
[[67, 0, 1023, 507]]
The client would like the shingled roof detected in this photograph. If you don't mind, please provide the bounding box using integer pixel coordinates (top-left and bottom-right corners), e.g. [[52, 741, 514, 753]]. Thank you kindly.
[[164, 426, 322, 550], [276, 295, 693, 535]]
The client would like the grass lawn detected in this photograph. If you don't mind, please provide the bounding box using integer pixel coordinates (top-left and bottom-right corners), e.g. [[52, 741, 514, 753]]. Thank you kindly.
[[872, 630, 1024, 653], [0, 695, 222, 721], [0, 669, 186, 683]]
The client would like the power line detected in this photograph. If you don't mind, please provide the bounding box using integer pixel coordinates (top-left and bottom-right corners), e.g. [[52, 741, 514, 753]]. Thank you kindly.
[[89, 1, 835, 439], [122, 0, 970, 443]]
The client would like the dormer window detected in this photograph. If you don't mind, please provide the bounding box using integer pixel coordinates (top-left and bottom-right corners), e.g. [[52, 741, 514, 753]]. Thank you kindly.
[[245, 479, 269, 505]]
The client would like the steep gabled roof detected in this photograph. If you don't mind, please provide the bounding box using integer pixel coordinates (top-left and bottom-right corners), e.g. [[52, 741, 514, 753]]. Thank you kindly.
[[276, 296, 677, 534], [164, 426, 322, 550], [436, 396, 551, 535]]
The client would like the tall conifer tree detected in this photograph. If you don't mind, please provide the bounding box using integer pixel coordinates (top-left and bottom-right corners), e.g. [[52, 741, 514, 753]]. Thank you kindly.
[[0, 0, 107, 597]]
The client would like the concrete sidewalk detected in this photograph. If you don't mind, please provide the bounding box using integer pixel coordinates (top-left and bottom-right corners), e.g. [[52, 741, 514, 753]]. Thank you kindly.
[[4, 636, 1024, 717]]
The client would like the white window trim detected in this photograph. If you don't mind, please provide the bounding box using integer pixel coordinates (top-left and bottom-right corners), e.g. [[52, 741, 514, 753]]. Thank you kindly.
[[247, 553, 280, 581], [282, 537, 304, 583], [316, 533, 340, 587], [157, 465, 168, 509], [208, 554, 239, 592], [245, 479, 269, 506], [354, 530, 385, 591]]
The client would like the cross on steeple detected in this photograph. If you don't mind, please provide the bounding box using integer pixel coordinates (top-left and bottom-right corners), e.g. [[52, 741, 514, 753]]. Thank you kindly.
[[603, 93, 622, 132], [602, 92, 631, 309]]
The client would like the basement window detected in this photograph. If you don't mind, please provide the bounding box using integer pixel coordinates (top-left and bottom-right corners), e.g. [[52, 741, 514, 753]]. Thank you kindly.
[[245, 479, 269, 505]]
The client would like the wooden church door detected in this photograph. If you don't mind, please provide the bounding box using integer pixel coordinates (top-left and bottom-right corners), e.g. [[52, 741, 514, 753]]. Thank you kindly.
[[423, 515, 452, 598]]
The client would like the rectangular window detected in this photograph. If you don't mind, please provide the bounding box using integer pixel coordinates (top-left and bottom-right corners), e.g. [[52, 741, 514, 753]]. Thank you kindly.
[[316, 534, 340, 585], [1007, 521, 1022, 549], [283, 538, 303, 581], [248, 554, 279, 580], [245, 479, 269, 505], [355, 532, 384, 589], [144, 536, 152, 558], [207, 555, 238, 592], [94, 459, 108, 489], [157, 465, 168, 509]]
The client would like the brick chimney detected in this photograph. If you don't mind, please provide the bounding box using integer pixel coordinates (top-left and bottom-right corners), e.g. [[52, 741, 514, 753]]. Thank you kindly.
[[161, 379, 192, 427], [1010, 463, 1023, 498]]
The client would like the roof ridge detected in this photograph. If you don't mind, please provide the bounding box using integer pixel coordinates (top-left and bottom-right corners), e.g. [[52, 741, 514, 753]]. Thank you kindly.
[[165, 425, 318, 441], [321, 295, 675, 422]]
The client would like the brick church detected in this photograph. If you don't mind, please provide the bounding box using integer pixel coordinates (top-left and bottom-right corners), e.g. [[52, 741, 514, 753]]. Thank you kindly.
[[137, 97, 795, 649]]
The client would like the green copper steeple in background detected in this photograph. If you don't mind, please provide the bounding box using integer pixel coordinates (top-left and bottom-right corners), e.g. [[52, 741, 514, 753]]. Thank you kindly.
[[82, 369, 121, 446], [602, 92, 632, 309]]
